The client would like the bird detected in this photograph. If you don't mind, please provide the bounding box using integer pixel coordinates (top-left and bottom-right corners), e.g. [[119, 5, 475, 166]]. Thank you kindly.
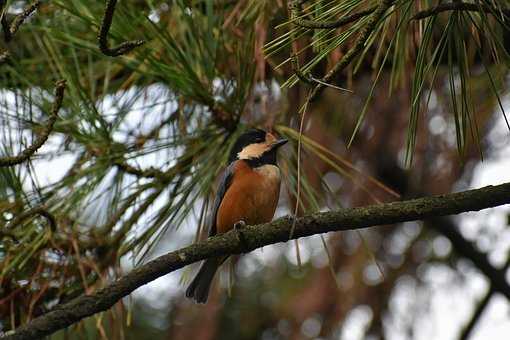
[[186, 128, 288, 303]]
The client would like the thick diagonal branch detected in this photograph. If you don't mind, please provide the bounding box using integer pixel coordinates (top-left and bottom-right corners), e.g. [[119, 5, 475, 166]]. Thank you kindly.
[[3, 182, 510, 340], [0, 80, 66, 167]]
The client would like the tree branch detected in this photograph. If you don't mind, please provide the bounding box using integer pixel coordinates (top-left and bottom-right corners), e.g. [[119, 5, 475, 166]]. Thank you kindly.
[[1, 0, 41, 43], [294, 2, 509, 30], [0, 0, 41, 63], [98, 0, 145, 56], [428, 216, 510, 300], [307, 0, 393, 102], [0, 80, 66, 167], [457, 249, 510, 340], [411, 2, 510, 21], [459, 287, 492, 340], [113, 160, 166, 178], [2, 182, 510, 339], [295, 6, 377, 29], [297, 1, 509, 102]]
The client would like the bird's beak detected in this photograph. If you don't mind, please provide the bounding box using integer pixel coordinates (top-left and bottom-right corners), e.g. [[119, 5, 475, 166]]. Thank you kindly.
[[272, 138, 288, 149]]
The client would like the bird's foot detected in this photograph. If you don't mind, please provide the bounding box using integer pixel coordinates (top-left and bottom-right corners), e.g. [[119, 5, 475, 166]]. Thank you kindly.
[[234, 220, 247, 246], [234, 220, 246, 230]]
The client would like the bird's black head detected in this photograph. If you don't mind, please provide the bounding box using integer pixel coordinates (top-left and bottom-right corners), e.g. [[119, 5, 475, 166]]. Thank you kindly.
[[228, 128, 288, 166]]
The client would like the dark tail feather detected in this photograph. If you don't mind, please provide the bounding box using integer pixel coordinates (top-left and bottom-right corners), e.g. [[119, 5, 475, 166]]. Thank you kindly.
[[186, 257, 222, 303]]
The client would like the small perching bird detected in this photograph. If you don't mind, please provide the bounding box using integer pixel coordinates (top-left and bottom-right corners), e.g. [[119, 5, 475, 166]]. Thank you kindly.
[[186, 128, 288, 303]]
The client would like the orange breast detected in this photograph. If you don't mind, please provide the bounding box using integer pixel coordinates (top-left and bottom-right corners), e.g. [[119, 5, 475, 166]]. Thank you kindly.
[[216, 162, 281, 234]]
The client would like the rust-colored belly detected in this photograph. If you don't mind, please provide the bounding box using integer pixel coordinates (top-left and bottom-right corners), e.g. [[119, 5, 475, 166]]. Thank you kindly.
[[216, 163, 280, 234]]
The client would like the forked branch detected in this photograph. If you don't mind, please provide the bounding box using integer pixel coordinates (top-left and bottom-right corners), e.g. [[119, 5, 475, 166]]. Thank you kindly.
[[98, 0, 145, 56]]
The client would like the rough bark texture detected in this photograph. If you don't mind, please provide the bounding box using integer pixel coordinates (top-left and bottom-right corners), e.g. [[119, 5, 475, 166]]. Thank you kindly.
[[3, 182, 510, 340]]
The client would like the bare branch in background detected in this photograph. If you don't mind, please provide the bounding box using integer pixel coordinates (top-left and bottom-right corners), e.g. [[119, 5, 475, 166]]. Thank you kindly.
[[457, 252, 510, 340], [0, 80, 66, 167], [3, 182, 510, 340], [459, 289, 492, 340], [98, 0, 145, 56]]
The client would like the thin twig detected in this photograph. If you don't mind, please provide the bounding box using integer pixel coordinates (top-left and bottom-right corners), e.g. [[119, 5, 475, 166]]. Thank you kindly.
[[309, 76, 353, 93], [308, 0, 394, 102], [1, 0, 41, 43], [411, 2, 510, 21], [114, 150, 191, 180], [295, 1, 510, 102], [3, 181, 510, 340], [287, 0, 306, 268], [98, 0, 145, 57], [288, 1, 351, 92], [111, 111, 178, 178], [289, 99, 309, 268], [96, 183, 153, 236], [293, 2, 509, 30], [113, 161, 165, 178], [0, 80, 66, 167], [287, 0, 309, 79], [295, 6, 377, 29]]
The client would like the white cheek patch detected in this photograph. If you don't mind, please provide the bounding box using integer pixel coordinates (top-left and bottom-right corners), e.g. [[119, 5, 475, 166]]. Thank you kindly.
[[238, 143, 269, 160]]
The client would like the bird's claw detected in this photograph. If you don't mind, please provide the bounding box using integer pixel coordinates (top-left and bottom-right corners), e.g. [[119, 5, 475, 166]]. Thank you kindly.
[[234, 220, 246, 230], [234, 220, 247, 246]]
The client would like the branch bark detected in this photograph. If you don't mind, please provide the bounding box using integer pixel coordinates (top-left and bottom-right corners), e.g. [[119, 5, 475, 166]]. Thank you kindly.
[[2, 182, 510, 340]]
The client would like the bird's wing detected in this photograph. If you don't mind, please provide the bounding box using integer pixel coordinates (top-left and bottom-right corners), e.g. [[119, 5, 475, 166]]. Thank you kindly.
[[208, 161, 236, 237]]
